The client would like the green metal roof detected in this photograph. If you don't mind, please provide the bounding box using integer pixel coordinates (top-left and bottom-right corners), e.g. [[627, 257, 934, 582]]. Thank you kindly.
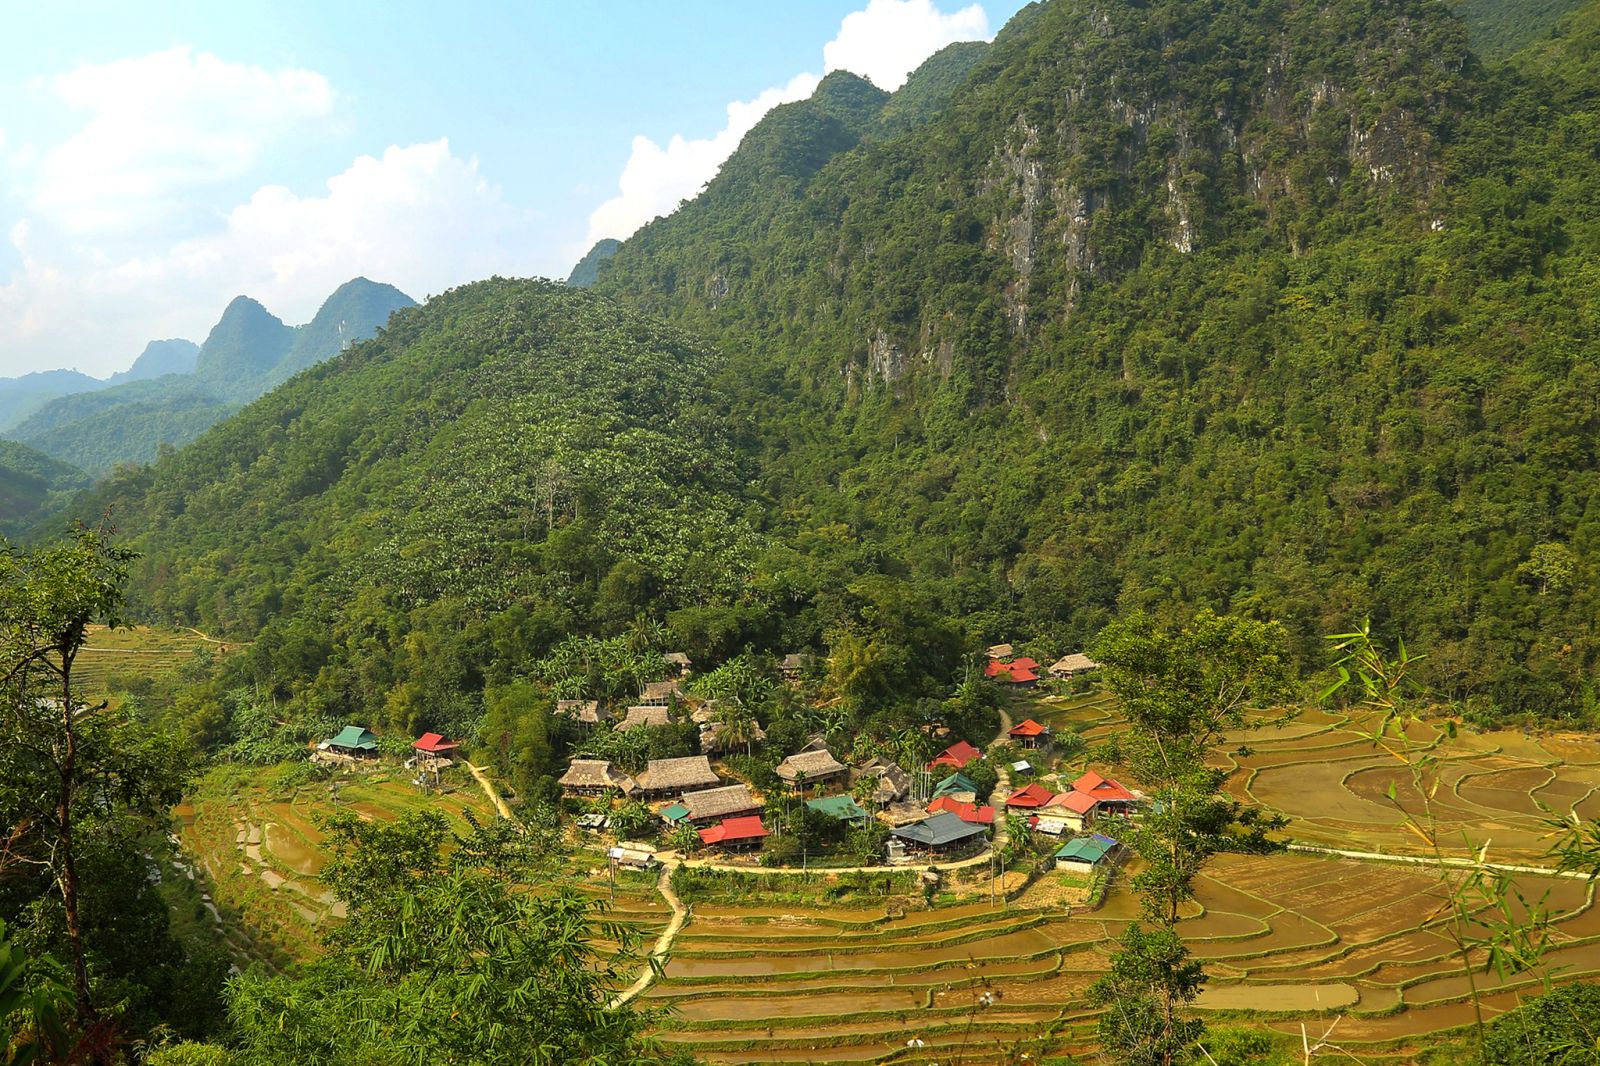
[[328, 726, 377, 750], [891, 811, 987, 847], [806, 795, 869, 821], [1054, 837, 1112, 864], [661, 804, 690, 823], [932, 772, 978, 798]]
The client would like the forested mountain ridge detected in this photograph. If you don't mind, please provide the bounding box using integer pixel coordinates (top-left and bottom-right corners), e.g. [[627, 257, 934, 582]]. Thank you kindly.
[[8, 278, 415, 475], [0, 440, 89, 537], [65, 279, 767, 731], [594, 0, 1600, 721], [1456, 0, 1587, 58]]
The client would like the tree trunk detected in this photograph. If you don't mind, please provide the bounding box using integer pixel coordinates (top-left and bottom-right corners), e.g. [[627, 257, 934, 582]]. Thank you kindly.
[[57, 653, 96, 1028]]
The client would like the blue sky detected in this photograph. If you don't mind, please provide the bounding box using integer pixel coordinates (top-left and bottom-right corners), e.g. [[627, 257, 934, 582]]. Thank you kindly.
[[0, 0, 1028, 377]]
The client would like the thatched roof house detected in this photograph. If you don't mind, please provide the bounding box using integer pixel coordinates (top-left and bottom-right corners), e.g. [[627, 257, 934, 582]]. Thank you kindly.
[[558, 759, 638, 797], [663, 652, 692, 673], [616, 705, 672, 732], [640, 680, 684, 706], [855, 756, 912, 805], [555, 699, 609, 726], [1049, 653, 1101, 678], [776, 747, 849, 789], [699, 717, 767, 753], [635, 755, 720, 798], [985, 643, 1015, 660], [679, 783, 761, 824]]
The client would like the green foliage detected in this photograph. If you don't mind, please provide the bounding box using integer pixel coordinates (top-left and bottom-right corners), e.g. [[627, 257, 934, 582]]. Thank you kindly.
[[597, 0, 1600, 725], [1478, 981, 1600, 1064], [1456, 0, 1587, 59], [0, 918, 71, 1066], [224, 810, 658, 1065]]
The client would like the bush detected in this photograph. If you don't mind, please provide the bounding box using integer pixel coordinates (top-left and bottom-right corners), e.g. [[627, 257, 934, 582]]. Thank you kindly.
[[147, 1045, 235, 1066], [1478, 981, 1600, 1065]]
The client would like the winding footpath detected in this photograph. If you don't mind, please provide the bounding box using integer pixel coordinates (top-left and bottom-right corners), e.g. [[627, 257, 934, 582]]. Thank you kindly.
[[609, 859, 688, 1008], [465, 762, 514, 820]]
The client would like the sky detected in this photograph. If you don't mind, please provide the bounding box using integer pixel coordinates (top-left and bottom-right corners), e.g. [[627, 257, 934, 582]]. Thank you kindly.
[[0, 0, 1029, 379]]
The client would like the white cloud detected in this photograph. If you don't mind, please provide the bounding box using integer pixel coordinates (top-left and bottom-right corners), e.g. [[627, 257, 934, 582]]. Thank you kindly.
[[583, 73, 818, 249], [583, 0, 991, 249], [0, 140, 544, 377], [34, 47, 334, 235], [824, 0, 988, 91]]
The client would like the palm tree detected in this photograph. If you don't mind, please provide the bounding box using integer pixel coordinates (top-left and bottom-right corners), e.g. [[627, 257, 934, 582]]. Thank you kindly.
[[713, 698, 758, 758]]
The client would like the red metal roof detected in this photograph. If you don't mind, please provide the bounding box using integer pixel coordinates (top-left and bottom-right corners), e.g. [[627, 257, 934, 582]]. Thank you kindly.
[[983, 660, 1009, 678], [699, 816, 769, 845], [927, 796, 995, 825], [1011, 656, 1039, 671], [927, 740, 982, 770], [1072, 771, 1135, 803], [1005, 782, 1058, 809], [413, 732, 459, 753], [1050, 790, 1098, 814], [1008, 666, 1039, 682], [1009, 719, 1049, 737]]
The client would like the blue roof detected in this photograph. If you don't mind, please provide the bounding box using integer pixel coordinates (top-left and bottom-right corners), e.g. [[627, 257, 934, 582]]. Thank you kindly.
[[806, 795, 869, 820], [1090, 833, 1119, 849]]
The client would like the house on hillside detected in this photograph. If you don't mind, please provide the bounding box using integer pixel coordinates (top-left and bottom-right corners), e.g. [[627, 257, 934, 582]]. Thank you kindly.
[[320, 726, 379, 759], [986, 643, 1015, 660], [1055, 834, 1119, 872], [1008, 719, 1052, 749], [616, 705, 672, 732], [1047, 789, 1100, 832], [926, 796, 995, 825], [607, 845, 660, 871], [780, 652, 809, 681], [1049, 653, 1100, 679], [1071, 771, 1139, 812], [698, 815, 769, 852], [558, 759, 638, 798], [639, 680, 683, 707], [413, 732, 459, 759], [807, 794, 870, 825], [928, 740, 982, 771], [776, 748, 849, 792], [555, 700, 609, 728], [855, 757, 912, 806], [984, 659, 1039, 686], [663, 651, 692, 676], [698, 715, 767, 754], [677, 783, 761, 825], [890, 811, 988, 859], [1005, 782, 1059, 810], [635, 755, 720, 799], [931, 772, 979, 804]]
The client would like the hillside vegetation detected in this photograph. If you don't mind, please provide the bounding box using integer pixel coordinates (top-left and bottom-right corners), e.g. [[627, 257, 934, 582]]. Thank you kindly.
[[596, 0, 1600, 722]]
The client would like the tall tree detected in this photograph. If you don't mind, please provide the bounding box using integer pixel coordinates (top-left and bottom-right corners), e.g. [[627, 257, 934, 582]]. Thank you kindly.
[[1087, 610, 1294, 1066], [0, 530, 137, 1027]]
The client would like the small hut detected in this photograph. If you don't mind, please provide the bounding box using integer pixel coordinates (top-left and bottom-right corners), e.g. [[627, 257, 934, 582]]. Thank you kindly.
[[678, 783, 761, 824], [698, 815, 769, 852], [927, 740, 982, 771], [1048, 653, 1101, 679], [635, 755, 720, 799], [616, 705, 672, 732], [890, 811, 988, 859], [321, 726, 379, 759], [854, 756, 911, 806], [558, 759, 638, 798], [555, 700, 609, 728], [985, 643, 1015, 660], [1008, 718, 1052, 749], [807, 794, 870, 826], [1055, 834, 1117, 872], [663, 652, 692, 676], [639, 680, 684, 707], [776, 748, 849, 792]]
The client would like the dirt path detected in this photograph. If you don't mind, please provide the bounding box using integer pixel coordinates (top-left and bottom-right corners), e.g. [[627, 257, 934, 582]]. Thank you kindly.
[[465, 763, 513, 820], [610, 859, 688, 1008], [1287, 843, 1590, 880]]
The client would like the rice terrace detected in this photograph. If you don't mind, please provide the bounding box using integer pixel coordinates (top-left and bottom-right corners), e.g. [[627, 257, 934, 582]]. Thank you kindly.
[[167, 682, 1600, 1064]]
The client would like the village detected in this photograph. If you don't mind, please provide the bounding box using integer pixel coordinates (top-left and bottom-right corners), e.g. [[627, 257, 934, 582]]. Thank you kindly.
[[306, 643, 1136, 885]]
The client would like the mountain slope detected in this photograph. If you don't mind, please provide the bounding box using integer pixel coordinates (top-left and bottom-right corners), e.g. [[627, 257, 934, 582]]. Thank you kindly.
[[595, 0, 1600, 720], [1456, 0, 1587, 58], [0, 440, 89, 537], [567, 239, 620, 287], [106, 340, 200, 386], [66, 281, 762, 711], [0, 369, 102, 433], [11, 281, 415, 474]]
